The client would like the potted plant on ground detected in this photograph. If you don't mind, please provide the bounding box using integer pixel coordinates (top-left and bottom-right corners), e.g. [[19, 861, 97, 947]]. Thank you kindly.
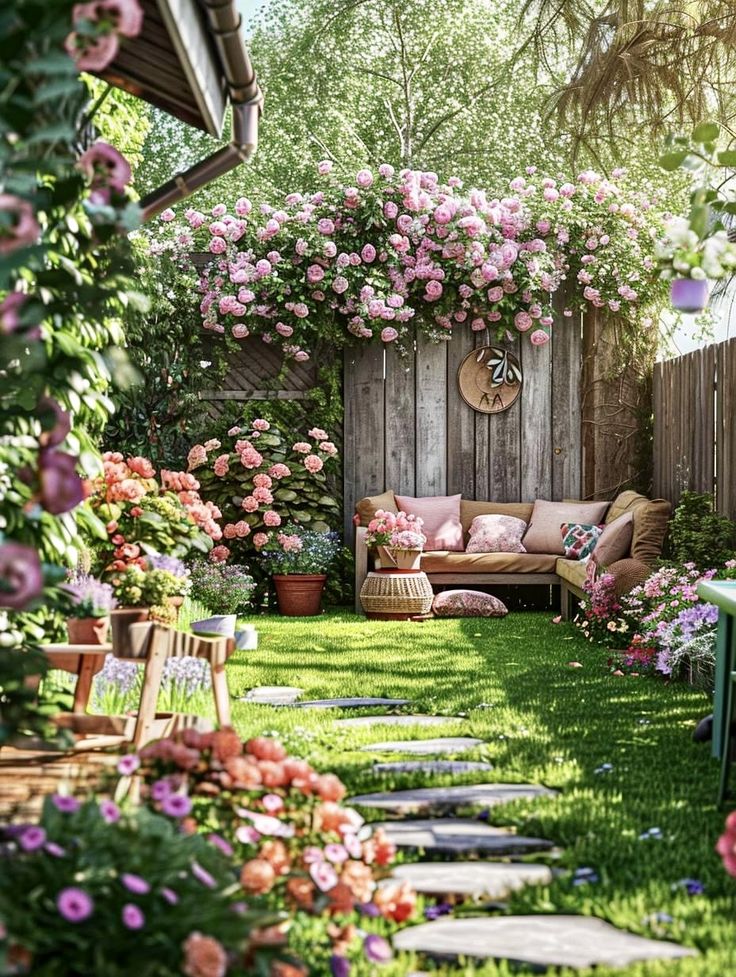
[[62, 573, 117, 644], [365, 509, 426, 571], [257, 524, 340, 616]]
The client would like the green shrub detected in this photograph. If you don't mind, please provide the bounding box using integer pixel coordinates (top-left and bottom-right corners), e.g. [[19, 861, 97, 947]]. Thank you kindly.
[[667, 491, 736, 570]]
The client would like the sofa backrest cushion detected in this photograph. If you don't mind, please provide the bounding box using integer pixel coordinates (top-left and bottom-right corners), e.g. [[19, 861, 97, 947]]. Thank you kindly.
[[592, 511, 634, 567], [355, 490, 399, 526], [460, 500, 534, 540], [522, 499, 610, 555], [396, 493, 464, 551], [605, 490, 671, 565]]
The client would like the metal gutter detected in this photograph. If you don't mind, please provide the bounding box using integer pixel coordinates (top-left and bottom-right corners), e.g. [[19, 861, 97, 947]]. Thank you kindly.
[[140, 0, 263, 221]]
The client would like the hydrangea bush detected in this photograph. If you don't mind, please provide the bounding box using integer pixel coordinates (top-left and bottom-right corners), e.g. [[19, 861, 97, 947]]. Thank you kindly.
[[187, 418, 341, 565], [148, 163, 671, 360]]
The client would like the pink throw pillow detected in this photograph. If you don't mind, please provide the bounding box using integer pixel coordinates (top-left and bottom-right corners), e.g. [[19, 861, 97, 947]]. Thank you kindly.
[[433, 589, 508, 618], [395, 493, 463, 551], [592, 511, 634, 567], [466, 514, 527, 554]]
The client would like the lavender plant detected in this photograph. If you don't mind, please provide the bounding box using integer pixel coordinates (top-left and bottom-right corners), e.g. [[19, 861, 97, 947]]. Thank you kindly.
[[188, 561, 255, 615], [62, 573, 117, 618], [92, 655, 212, 715]]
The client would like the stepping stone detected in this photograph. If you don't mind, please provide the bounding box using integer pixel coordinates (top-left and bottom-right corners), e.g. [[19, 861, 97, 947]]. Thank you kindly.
[[370, 819, 554, 855], [334, 714, 460, 729], [240, 686, 303, 705], [361, 737, 483, 755], [392, 915, 696, 967], [373, 760, 494, 776], [294, 697, 410, 709], [350, 783, 555, 814], [388, 862, 553, 900]]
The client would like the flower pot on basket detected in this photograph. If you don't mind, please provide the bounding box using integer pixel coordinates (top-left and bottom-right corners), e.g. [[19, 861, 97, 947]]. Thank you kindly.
[[670, 277, 709, 313], [67, 616, 110, 645], [273, 574, 327, 616]]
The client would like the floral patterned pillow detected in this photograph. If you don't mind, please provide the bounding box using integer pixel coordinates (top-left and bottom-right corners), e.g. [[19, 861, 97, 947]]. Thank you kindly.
[[432, 589, 508, 618], [465, 514, 527, 554], [561, 522, 604, 560]]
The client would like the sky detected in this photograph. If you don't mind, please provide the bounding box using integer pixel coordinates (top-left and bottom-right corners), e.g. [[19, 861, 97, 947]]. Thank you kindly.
[[237, 0, 267, 32]]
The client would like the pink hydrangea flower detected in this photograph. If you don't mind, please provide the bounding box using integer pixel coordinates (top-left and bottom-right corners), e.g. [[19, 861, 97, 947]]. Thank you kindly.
[[269, 463, 291, 479], [253, 532, 269, 548], [263, 510, 281, 527], [304, 454, 324, 474], [292, 441, 311, 454]]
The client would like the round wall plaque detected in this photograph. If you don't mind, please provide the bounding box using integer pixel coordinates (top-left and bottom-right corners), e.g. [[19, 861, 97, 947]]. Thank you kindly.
[[457, 345, 523, 414]]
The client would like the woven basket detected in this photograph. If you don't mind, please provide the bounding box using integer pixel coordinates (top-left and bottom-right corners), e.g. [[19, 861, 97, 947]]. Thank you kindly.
[[360, 571, 434, 619]]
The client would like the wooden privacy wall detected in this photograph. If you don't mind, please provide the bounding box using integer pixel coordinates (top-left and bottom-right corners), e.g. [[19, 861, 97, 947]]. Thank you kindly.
[[343, 311, 583, 541], [653, 337, 736, 517]]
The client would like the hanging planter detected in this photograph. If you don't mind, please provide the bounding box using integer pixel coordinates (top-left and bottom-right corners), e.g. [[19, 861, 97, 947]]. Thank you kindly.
[[670, 277, 710, 313]]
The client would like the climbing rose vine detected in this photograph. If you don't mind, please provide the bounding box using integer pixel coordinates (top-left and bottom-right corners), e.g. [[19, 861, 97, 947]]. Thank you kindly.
[[148, 164, 669, 359]]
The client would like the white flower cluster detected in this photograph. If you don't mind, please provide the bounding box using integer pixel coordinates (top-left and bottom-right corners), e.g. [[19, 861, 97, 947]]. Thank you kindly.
[[656, 217, 736, 280]]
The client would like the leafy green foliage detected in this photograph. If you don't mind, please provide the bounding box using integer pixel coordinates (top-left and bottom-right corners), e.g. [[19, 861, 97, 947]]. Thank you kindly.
[[667, 491, 736, 571]]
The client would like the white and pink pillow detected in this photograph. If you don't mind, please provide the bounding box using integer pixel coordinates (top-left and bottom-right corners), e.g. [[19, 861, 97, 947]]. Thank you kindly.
[[395, 493, 463, 551], [465, 514, 527, 554]]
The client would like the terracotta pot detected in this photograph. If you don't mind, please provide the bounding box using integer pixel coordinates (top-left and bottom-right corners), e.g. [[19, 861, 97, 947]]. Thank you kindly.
[[110, 606, 150, 656], [67, 616, 110, 645], [272, 574, 327, 616], [670, 277, 709, 313], [376, 545, 422, 571]]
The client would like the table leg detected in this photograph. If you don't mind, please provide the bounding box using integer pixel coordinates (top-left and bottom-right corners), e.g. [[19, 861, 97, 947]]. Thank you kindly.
[[132, 631, 169, 749], [72, 656, 98, 714], [713, 613, 733, 760], [211, 659, 231, 728]]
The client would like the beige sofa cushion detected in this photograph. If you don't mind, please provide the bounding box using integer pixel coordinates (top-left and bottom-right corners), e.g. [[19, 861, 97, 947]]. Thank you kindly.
[[523, 500, 610, 555], [422, 551, 557, 573], [355, 490, 398, 525], [555, 557, 590, 589], [604, 490, 671, 565], [460, 500, 534, 540]]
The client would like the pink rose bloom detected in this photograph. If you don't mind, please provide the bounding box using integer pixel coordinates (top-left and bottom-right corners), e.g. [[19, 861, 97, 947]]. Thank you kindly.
[[235, 521, 250, 538], [240, 447, 263, 469], [307, 264, 325, 283], [319, 441, 338, 456], [209, 545, 230, 563], [232, 324, 249, 339], [425, 280, 443, 300], [309, 861, 339, 893], [256, 259, 272, 276], [294, 350, 310, 362], [263, 510, 281, 527], [223, 523, 237, 539], [356, 169, 373, 188], [317, 160, 333, 175], [433, 204, 454, 225], [253, 473, 272, 489], [65, 28, 119, 72], [227, 426, 241, 436], [304, 454, 324, 474], [252, 418, 270, 431], [0, 293, 30, 335], [292, 441, 311, 454], [269, 463, 291, 479], [513, 311, 532, 332], [78, 141, 132, 193], [209, 237, 226, 254], [317, 218, 335, 235], [213, 454, 229, 477], [235, 197, 252, 216], [308, 427, 328, 440], [275, 322, 293, 337], [530, 329, 550, 346], [471, 317, 486, 331], [209, 221, 227, 236], [332, 276, 349, 294], [381, 326, 398, 343], [383, 201, 399, 219], [378, 163, 395, 179], [253, 533, 269, 549], [160, 208, 175, 222], [487, 286, 504, 303], [187, 210, 205, 229], [361, 243, 376, 263], [293, 303, 309, 318], [210, 203, 226, 217], [187, 444, 208, 471], [252, 487, 273, 504], [242, 495, 259, 512]]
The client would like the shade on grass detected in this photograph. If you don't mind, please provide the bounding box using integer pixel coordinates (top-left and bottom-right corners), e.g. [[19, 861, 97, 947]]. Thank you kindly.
[[227, 610, 731, 977]]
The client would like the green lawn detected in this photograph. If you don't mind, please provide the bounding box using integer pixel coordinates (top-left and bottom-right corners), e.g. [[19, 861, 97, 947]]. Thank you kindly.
[[227, 610, 734, 977]]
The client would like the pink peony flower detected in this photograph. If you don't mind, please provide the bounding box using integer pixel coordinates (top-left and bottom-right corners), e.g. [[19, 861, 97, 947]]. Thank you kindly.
[[253, 532, 269, 549], [317, 160, 334, 175], [263, 510, 281, 527], [530, 328, 550, 346], [0, 195, 40, 254], [303, 454, 324, 474]]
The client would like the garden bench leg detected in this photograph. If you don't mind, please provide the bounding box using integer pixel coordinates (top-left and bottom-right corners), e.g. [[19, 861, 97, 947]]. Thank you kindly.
[[131, 628, 169, 749], [560, 582, 570, 620]]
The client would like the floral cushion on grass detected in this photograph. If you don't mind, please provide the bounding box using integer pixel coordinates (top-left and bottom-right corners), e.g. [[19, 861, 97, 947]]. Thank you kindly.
[[432, 589, 508, 618], [561, 522, 604, 560], [465, 514, 527, 554]]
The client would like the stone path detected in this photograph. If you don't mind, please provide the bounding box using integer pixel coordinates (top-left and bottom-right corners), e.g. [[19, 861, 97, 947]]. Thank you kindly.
[[240, 686, 304, 705], [392, 915, 697, 967], [361, 737, 483, 755], [371, 818, 554, 855], [373, 760, 493, 776], [334, 714, 461, 728], [351, 783, 556, 814], [294, 697, 410, 709], [388, 861, 553, 900]]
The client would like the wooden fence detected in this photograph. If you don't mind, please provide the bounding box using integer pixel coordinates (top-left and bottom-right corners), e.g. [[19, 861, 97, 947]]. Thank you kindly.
[[653, 337, 736, 517], [343, 305, 584, 541]]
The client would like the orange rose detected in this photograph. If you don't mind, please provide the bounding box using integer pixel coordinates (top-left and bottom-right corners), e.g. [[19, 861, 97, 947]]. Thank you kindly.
[[316, 774, 346, 802], [182, 932, 227, 977], [224, 755, 262, 788], [285, 877, 315, 910], [246, 737, 287, 761], [260, 840, 291, 875], [340, 860, 375, 903], [241, 858, 276, 895], [362, 827, 396, 866], [258, 761, 289, 788], [373, 880, 416, 922]]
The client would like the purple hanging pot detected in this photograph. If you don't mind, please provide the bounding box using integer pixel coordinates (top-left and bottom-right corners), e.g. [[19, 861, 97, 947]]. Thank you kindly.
[[670, 277, 709, 313]]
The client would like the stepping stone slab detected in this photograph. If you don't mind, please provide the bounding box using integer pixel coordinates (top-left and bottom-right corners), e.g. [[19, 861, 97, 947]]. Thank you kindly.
[[294, 697, 410, 709], [241, 686, 303, 705], [373, 760, 494, 776], [371, 818, 554, 855], [351, 783, 556, 814], [334, 714, 460, 729], [361, 737, 483, 755], [388, 862, 553, 900], [392, 915, 696, 968]]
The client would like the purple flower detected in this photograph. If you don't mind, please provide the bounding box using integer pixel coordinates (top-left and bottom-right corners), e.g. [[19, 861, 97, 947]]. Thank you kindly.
[[147, 553, 189, 578], [38, 448, 85, 515], [57, 887, 94, 923], [424, 902, 453, 920], [161, 793, 192, 818], [677, 878, 705, 896], [364, 934, 392, 963], [150, 779, 172, 802], [99, 800, 120, 823], [51, 794, 80, 814], [19, 826, 46, 851], [572, 867, 599, 885], [45, 842, 66, 857], [207, 833, 234, 857], [358, 902, 381, 917], [191, 861, 217, 889], [160, 887, 179, 905], [0, 542, 43, 610], [122, 903, 145, 930], [121, 873, 150, 895], [330, 955, 350, 977], [117, 754, 140, 776]]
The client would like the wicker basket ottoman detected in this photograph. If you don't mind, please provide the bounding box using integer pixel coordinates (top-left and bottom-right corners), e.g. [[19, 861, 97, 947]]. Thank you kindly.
[[359, 571, 434, 620]]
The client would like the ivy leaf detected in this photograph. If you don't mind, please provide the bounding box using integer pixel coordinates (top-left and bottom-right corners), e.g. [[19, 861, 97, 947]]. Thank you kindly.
[[692, 121, 720, 143], [658, 151, 688, 171], [717, 151, 736, 167]]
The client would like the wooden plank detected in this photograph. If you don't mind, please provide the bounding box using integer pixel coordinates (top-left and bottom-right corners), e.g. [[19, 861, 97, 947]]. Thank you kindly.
[[488, 332, 521, 502], [652, 361, 663, 499], [446, 330, 476, 497], [520, 329, 552, 501], [695, 345, 716, 495], [384, 345, 416, 496], [198, 390, 310, 401], [415, 333, 448, 497], [343, 344, 385, 544], [719, 339, 736, 519], [551, 304, 582, 500], [474, 331, 491, 501]]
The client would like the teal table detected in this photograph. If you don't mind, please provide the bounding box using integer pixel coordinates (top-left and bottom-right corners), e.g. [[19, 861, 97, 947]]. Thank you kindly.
[[697, 579, 736, 804]]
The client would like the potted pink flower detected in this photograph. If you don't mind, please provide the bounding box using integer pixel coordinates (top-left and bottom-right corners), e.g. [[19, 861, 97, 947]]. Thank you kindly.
[[365, 510, 426, 571]]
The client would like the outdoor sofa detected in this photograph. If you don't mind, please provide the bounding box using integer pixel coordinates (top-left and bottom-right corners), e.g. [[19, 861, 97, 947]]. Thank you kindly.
[[354, 489, 671, 616]]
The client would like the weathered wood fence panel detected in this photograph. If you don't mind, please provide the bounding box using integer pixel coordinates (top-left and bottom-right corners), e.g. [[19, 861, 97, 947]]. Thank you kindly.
[[344, 308, 584, 535], [653, 338, 735, 516]]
